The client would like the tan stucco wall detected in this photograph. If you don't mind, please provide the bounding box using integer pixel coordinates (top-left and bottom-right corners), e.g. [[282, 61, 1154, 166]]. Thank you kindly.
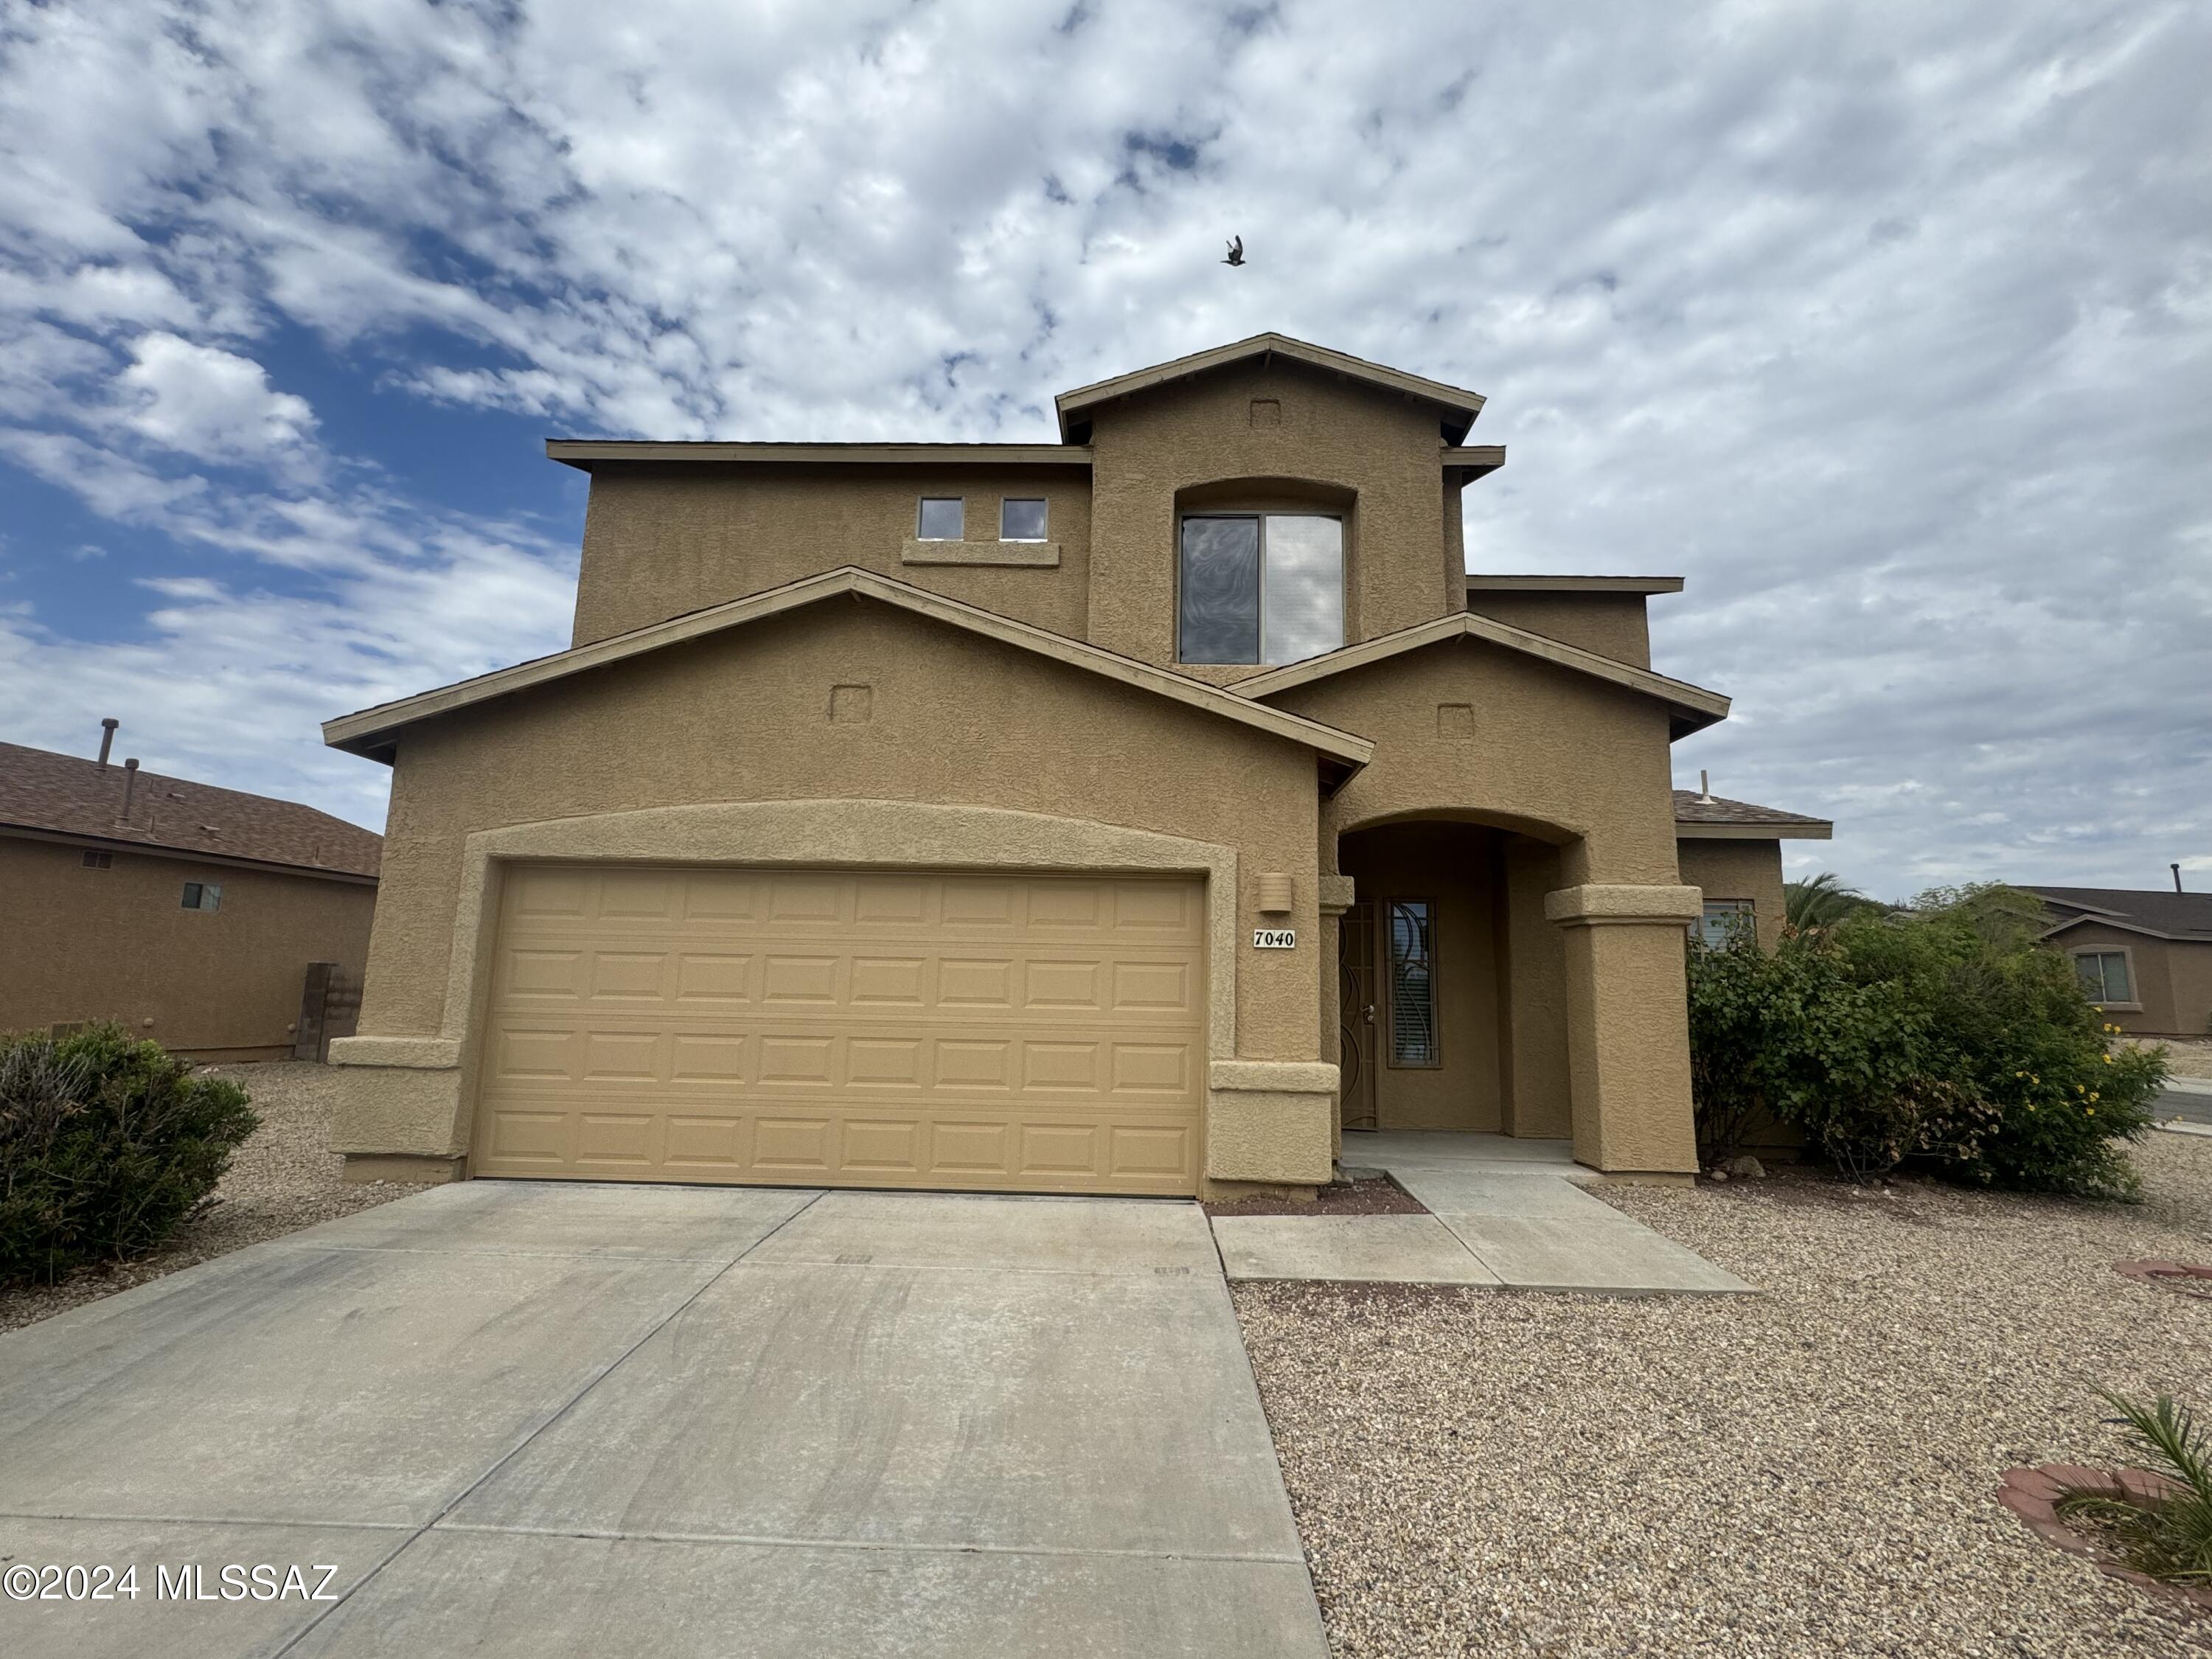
[[1338, 821, 1504, 1133], [344, 597, 1338, 1183], [1552, 906, 1700, 1175], [2053, 920, 2211, 1037], [1500, 836, 1571, 1137], [571, 463, 1094, 646], [1269, 635, 1684, 888], [1465, 592, 1652, 668], [1082, 357, 1458, 669], [0, 832, 375, 1059], [1676, 838, 1788, 951]]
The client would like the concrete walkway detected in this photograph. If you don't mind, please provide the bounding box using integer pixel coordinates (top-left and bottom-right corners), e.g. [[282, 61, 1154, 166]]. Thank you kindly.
[[1212, 1132, 1754, 1296], [0, 1183, 1326, 1658], [2159, 1076, 2212, 1127]]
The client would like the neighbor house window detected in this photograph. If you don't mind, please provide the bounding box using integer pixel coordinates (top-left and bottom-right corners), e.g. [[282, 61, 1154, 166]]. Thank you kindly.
[[181, 881, 222, 912], [1696, 899, 1756, 948], [917, 497, 964, 540], [2074, 950, 2132, 1004], [1385, 900, 1438, 1068], [1000, 498, 1048, 541], [81, 849, 112, 869], [1178, 513, 1343, 665]]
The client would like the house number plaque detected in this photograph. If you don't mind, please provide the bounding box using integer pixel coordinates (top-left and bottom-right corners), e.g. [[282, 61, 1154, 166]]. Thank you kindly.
[[1252, 928, 1297, 949]]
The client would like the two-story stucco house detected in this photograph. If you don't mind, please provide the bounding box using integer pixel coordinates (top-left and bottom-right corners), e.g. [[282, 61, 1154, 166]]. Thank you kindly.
[[321, 333, 1824, 1196]]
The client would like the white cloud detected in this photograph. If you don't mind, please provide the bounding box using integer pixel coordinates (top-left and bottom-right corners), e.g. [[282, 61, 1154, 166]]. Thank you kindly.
[[115, 332, 315, 462], [0, 0, 2202, 887]]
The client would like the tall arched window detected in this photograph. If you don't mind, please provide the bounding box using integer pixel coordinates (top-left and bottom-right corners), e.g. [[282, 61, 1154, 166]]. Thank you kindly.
[[1178, 512, 1343, 665]]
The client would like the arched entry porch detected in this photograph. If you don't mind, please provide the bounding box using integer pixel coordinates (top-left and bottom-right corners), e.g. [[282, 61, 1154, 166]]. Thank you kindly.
[[1333, 810, 1574, 1141]]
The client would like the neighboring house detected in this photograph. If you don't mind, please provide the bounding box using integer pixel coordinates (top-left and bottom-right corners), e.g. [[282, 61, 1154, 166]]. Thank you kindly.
[[1673, 788, 1834, 950], [0, 737, 381, 1062], [2023, 886, 2212, 1037], [321, 332, 1822, 1195]]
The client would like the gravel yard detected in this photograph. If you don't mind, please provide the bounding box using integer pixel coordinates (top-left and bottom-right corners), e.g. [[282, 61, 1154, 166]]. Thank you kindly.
[[0, 1060, 430, 1334], [2153, 1038, 2212, 1082], [1237, 1133, 2212, 1657]]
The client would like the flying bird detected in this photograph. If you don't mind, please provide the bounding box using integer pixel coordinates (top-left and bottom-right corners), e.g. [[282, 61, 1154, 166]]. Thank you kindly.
[[1222, 236, 1245, 267]]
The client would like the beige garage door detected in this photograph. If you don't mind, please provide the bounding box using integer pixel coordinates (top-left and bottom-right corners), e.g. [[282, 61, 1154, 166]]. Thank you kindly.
[[473, 865, 1207, 1194]]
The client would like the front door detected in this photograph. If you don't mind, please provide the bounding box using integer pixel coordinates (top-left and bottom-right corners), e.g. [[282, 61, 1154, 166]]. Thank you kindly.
[[1338, 900, 1377, 1130]]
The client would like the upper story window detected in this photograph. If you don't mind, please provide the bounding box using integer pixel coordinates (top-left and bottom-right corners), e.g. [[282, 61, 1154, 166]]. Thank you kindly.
[[917, 497, 964, 540], [181, 880, 222, 912], [1000, 498, 1048, 541], [1178, 513, 1343, 665]]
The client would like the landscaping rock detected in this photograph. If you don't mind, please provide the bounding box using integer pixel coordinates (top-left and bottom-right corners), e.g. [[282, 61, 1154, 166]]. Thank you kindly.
[[1723, 1155, 1767, 1179]]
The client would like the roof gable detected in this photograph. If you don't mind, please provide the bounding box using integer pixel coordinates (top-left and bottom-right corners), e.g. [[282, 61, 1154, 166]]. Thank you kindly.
[[322, 567, 1374, 786], [1054, 333, 1485, 444], [2026, 886, 2212, 942], [0, 741, 381, 878], [1231, 611, 1731, 740]]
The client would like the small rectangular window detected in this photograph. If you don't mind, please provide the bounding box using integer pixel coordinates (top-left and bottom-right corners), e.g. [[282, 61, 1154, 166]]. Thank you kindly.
[[1000, 498, 1048, 541], [2074, 950, 2131, 1003], [1386, 900, 1438, 1068], [82, 849, 113, 869], [1696, 900, 1755, 949], [181, 881, 222, 912], [917, 497, 964, 540]]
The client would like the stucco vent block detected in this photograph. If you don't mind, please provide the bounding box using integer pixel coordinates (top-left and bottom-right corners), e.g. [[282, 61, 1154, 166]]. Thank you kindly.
[[830, 685, 874, 724], [1437, 703, 1475, 740], [1250, 397, 1283, 428]]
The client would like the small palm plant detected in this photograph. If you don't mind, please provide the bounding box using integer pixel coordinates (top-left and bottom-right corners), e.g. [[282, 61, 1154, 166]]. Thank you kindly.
[[1782, 871, 1872, 935], [2057, 1391, 2212, 1587]]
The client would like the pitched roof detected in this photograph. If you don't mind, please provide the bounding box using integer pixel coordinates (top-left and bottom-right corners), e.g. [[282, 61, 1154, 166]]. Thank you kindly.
[[323, 566, 1375, 787], [1672, 790, 1832, 840], [2024, 886, 2212, 943], [1231, 611, 1731, 740], [1054, 333, 1486, 443], [0, 741, 381, 879]]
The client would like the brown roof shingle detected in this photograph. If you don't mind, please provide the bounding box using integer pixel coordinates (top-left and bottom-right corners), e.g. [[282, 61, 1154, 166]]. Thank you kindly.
[[0, 741, 380, 880], [1672, 790, 1832, 832], [2023, 886, 2212, 942]]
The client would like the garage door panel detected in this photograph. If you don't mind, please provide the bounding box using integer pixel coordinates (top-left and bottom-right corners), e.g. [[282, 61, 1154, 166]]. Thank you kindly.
[[474, 866, 1205, 1194]]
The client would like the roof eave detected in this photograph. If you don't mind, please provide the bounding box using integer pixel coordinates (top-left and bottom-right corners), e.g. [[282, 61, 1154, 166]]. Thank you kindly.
[[1469, 574, 1685, 596], [0, 821, 380, 883], [1674, 820, 1834, 841], [2035, 913, 2193, 945], [546, 440, 1093, 471]]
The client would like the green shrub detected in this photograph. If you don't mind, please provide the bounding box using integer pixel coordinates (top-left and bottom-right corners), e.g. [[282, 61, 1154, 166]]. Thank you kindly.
[[1686, 927, 1993, 1180], [0, 1023, 258, 1287], [1687, 884, 2166, 1195]]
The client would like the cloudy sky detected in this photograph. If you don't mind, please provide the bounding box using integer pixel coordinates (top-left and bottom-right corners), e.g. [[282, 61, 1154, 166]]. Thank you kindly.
[[1, 0, 2205, 900]]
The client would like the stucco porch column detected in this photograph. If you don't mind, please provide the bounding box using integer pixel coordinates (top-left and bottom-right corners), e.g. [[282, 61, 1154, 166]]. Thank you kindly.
[[1543, 883, 1703, 1178]]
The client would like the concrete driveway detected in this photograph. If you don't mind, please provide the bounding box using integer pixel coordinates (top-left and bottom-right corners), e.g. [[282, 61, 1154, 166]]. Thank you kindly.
[[0, 1183, 1325, 1658]]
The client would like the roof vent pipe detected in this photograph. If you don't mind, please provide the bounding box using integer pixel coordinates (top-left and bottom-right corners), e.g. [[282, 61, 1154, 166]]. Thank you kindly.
[[116, 758, 139, 826], [2177, 863, 2186, 894], [97, 717, 118, 766], [1697, 769, 1715, 804]]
